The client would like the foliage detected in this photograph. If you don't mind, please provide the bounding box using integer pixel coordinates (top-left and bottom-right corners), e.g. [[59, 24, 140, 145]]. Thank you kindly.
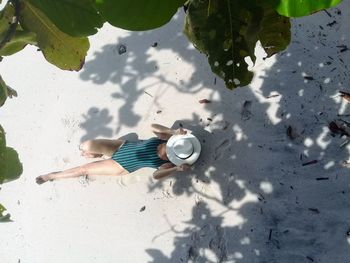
[[0, 203, 12, 222], [28, 0, 104, 37], [0, 124, 23, 184], [184, 0, 290, 89], [0, 0, 342, 87], [19, 1, 89, 70], [268, 0, 342, 17], [95, 0, 186, 31], [0, 122, 22, 222]]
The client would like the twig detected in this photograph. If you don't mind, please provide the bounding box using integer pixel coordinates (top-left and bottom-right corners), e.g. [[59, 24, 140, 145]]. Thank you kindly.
[[316, 177, 329, 181], [302, 160, 318, 166], [144, 91, 153, 97]]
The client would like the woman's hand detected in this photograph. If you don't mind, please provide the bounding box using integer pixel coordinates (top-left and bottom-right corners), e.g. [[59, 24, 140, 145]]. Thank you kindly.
[[175, 128, 187, 135], [177, 163, 191, 172]]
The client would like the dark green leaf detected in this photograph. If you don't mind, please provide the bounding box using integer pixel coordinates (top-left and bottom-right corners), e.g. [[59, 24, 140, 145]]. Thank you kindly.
[[268, 0, 342, 17], [96, 0, 186, 31], [28, 0, 104, 37], [258, 3, 291, 57], [19, 1, 89, 71], [184, 0, 264, 89], [0, 203, 12, 222], [185, 0, 292, 88], [0, 125, 23, 184]]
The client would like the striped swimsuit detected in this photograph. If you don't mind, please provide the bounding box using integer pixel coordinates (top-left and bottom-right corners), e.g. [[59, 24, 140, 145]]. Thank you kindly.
[[111, 137, 169, 173]]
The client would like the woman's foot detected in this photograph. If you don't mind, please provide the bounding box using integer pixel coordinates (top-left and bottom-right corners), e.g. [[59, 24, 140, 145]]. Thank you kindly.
[[35, 172, 60, 184], [36, 173, 55, 185]]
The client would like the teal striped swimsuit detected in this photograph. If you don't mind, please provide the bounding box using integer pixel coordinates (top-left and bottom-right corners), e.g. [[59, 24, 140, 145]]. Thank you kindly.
[[112, 137, 169, 172]]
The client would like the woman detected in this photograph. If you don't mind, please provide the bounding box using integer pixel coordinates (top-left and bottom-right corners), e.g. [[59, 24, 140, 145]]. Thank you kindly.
[[36, 124, 201, 184]]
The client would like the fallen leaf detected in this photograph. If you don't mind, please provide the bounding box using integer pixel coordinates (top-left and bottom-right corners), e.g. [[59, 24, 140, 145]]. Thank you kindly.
[[328, 121, 349, 136], [199, 99, 211, 104], [339, 91, 350, 102], [286, 126, 298, 140], [241, 100, 252, 120]]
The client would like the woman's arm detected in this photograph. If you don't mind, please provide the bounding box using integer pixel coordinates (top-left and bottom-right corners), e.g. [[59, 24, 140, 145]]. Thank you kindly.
[[151, 123, 187, 140], [152, 163, 191, 180], [153, 166, 179, 180]]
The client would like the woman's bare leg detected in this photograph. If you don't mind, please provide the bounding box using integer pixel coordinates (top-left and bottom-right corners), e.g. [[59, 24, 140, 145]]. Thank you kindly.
[[36, 159, 127, 184], [79, 139, 125, 158]]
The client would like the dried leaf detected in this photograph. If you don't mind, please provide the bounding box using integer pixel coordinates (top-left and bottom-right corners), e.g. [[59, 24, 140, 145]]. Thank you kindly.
[[241, 100, 252, 121], [286, 125, 298, 140], [199, 99, 211, 104], [339, 91, 350, 102], [304, 76, 314, 80], [328, 121, 349, 136]]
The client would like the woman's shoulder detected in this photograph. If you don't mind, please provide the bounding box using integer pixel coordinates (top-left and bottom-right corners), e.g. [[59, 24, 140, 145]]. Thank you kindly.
[[147, 137, 167, 143]]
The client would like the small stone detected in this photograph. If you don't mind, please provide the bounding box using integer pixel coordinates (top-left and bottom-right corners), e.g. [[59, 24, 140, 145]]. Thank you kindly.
[[118, 44, 127, 55]]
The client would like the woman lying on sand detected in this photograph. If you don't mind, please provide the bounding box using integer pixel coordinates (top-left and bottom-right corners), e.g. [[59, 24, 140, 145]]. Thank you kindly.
[[36, 124, 201, 184]]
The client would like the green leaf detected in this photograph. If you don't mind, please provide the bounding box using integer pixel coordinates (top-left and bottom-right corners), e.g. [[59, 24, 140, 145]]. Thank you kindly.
[[19, 1, 89, 71], [258, 3, 291, 57], [185, 0, 292, 88], [0, 75, 18, 107], [0, 203, 12, 222], [268, 0, 342, 17], [0, 125, 22, 184], [0, 76, 7, 107], [184, 0, 264, 89], [0, 2, 14, 38], [0, 30, 37, 56], [96, 0, 186, 31], [28, 0, 104, 37], [0, 2, 37, 56]]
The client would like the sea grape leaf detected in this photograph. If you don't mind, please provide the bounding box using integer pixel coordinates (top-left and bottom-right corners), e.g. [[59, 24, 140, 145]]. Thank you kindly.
[[19, 1, 89, 71], [268, 0, 342, 17], [0, 75, 7, 106], [0, 203, 12, 222], [0, 2, 37, 56], [95, 0, 186, 31], [0, 30, 37, 56], [0, 75, 17, 107], [28, 0, 104, 37], [184, 0, 264, 89], [185, 0, 291, 88], [258, 3, 291, 57], [0, 2, 14, 38], [0, 125, 22, 184]]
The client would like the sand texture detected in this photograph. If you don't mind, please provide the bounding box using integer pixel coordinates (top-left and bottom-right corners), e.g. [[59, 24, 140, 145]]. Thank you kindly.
[[1, 1, 350, 262]]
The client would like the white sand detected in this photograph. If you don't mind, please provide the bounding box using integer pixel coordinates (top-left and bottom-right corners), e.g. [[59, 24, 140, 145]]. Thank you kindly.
[[1, 1, 350, 262]]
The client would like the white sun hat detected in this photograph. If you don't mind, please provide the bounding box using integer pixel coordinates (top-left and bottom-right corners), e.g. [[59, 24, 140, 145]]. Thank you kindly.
[[166, 134, 201, 166]]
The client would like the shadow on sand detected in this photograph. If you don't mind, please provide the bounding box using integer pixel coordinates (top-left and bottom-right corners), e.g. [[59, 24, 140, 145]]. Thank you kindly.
[[79, 5, 350, 263]]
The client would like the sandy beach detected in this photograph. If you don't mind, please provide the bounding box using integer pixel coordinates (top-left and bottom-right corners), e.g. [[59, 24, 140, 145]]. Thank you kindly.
[[1, 1, 350, 262]]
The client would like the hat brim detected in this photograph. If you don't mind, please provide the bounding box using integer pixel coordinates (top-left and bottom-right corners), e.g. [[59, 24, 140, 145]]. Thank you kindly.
[[166, 134, 201, 166]]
